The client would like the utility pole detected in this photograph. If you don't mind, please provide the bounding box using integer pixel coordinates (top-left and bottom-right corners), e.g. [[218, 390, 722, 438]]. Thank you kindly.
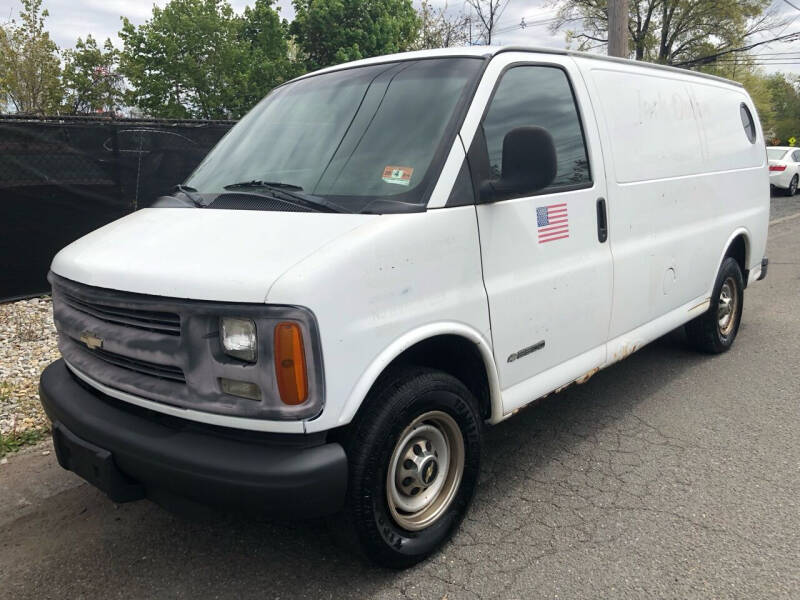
[[608, 0, 629, 58]]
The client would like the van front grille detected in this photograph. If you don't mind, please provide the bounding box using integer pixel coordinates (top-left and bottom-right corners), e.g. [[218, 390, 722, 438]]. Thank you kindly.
[[49, 272, 324, 421], [61, 290, 181, 336]]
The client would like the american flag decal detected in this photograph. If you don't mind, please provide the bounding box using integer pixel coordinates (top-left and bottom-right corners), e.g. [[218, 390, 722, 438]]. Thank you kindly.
[[536, 203, 569, 244]]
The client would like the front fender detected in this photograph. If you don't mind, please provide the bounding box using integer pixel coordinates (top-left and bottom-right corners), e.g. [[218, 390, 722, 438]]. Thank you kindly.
[[337, 322, 502, 427]]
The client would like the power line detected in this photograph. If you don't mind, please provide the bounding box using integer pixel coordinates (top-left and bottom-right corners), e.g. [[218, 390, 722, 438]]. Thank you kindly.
[[720, 55, 800, 60], [713, 55, 800, 59], [494, 0, 512, 26], [491, 15, 585, 38], [674, 30, 800, 67], [782, 0, 800, 12], [715, 61, 800, 63], [492, 15, 559, 36]]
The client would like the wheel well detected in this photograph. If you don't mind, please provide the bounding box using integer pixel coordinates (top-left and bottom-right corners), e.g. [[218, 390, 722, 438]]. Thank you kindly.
[[725, 234, 748, 283], [380, 335, 492, 420]]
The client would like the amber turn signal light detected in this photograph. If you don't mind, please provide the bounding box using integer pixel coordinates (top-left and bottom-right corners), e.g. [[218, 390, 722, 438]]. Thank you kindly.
[[274, 322, 308, 405]]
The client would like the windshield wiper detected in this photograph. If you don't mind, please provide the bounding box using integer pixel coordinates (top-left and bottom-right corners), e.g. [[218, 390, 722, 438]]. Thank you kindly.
[[172, 184, 205, 207], [223, 180, 348, 213], [226, 180, 304, 191]]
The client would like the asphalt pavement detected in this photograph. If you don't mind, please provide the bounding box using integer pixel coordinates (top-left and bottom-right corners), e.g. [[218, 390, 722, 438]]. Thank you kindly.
[[1, 203, 799, 599], [769, 190, 800, 221]]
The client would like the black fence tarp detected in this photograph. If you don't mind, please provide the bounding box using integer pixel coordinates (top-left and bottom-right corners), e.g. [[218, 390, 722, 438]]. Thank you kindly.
[[0, 116, 234, 301]]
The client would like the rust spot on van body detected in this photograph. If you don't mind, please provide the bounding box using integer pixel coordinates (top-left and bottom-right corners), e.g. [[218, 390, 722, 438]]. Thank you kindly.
[[689, 298, 711, 313], [554, 382, 573, 394], [576, 367, 600, 384], [613, 343, 639, 362]]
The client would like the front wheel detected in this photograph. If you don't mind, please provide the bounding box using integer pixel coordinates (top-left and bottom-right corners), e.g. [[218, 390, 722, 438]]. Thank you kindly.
[[685, 256, 744, 353], [342, 368, 482, 568]]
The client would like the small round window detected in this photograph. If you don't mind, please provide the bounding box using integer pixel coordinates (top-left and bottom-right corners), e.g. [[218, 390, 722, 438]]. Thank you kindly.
[[740, 103, 756, 144]]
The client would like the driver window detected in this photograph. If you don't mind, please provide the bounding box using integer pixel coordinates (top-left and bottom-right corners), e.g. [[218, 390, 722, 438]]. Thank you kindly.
[[481, 66, 591, 192]]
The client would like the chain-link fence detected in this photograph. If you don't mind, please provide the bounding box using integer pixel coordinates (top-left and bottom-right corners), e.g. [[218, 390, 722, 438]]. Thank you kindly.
[[0, 115, 234, 301]]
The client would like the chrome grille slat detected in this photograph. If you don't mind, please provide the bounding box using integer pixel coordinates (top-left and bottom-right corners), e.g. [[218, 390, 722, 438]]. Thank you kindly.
[[72, 340, 186, 383], [61, 291, 181, 335]]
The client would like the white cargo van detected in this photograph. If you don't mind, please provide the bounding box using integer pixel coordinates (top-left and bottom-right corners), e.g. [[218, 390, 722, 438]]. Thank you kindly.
[[40, 46, 769, 568]]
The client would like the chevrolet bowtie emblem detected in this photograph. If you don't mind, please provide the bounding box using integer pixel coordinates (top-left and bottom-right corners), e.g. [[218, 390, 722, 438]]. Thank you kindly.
[[79, 331, 103, 350]]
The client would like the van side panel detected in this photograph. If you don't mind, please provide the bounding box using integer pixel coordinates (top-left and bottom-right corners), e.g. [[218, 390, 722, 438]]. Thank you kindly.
[[578, 60, 769, 341], [589, 69, 764, 182]]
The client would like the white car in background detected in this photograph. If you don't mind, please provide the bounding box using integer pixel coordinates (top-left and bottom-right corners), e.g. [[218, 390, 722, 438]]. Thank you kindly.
[[768, 146, 800, 195]]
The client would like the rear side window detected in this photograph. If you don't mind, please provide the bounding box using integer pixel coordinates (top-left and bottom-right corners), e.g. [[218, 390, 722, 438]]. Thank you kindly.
[[739, 103, 756, 144], [481, 66, 591, 192]]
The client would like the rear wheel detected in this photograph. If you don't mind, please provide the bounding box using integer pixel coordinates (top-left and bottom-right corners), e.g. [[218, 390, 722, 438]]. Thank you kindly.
[[785, 174, 798, 196], [685, 257, 744, 353], [342, 367, 482, 568]]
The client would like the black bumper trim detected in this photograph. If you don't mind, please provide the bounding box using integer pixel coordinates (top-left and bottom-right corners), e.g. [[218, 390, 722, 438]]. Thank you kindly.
[[40, 359, 348, 517]]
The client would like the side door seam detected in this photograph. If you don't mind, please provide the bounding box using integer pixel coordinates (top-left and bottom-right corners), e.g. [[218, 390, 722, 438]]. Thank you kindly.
[[572, 58, 616, 351], [463, 132, 496, 356]]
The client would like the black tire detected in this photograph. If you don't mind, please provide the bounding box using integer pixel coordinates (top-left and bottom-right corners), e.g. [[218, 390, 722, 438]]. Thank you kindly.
[[341, 367, 482, 569], [785, 174, 798, 196], [685, 256, 744, 354]]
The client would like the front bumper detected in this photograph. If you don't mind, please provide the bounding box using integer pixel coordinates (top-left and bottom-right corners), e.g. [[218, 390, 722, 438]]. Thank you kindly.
[[758, 257, 768, 281], [39, 359, 348, 517]]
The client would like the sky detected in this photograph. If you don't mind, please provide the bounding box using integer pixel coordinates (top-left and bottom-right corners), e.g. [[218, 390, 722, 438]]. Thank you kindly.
[[10, 0, 560, 50], [2, 0, 800, 76]]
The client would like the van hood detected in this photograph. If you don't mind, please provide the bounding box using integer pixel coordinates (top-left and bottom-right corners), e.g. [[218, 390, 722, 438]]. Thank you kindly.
[[51, 208, 376, 302]]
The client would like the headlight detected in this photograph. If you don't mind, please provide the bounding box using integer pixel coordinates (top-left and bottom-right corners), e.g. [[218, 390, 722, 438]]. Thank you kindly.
[[206, 307, 324, 420], [220, 317, 257, 362]]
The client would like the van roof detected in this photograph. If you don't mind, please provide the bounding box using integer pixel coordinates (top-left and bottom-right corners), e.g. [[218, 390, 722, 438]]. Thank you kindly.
[[298, 45, 743, 88]]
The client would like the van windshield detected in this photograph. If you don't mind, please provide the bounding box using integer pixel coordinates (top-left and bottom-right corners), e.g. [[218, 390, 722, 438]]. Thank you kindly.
[[185, 58, 483, 213]]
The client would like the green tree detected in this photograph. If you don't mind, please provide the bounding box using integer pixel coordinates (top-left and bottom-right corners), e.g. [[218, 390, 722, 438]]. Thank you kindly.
[[62, 35, 125, 115], [551, 0, 782, 65], [290, 0, 420, 71], [233, 0, 304, 115], [119, 0, 300, 119], [119, 0, 245, 119], [0, 0, 62, 114], [763, 73, 800, 144], [0, 24, 9, 110]]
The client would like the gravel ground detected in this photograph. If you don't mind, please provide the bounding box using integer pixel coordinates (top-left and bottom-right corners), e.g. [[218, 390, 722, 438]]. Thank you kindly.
[[0, 297, 59, 436]]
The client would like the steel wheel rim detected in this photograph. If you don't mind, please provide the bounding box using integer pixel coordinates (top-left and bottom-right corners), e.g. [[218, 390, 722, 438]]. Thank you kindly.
[[386, 410, 465, 531], [717, 277, 738, 336]]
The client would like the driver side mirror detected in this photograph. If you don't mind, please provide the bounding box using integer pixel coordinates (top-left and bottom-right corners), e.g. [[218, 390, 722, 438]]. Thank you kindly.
[[479, 126, 557, 203]]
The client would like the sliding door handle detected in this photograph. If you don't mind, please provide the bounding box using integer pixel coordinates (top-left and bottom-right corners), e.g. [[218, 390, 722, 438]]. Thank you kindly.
[[596, 197, 608, 243]]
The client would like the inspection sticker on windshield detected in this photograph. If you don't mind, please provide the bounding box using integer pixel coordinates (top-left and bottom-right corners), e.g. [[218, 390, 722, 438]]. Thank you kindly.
[[382, 166, 414, 186]]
